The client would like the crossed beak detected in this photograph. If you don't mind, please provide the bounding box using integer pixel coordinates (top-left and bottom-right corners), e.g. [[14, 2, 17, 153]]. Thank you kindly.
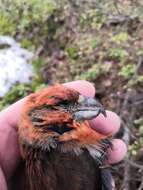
[[73, 95, 106, 121]]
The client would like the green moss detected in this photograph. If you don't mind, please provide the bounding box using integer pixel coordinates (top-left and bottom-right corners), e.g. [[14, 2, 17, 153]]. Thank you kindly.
[[119, 64, 135, 79], [21, 38, 33, 49], [111, 32, 129, 44], [33, 83, 47, 92], [31, 58, 46, 91], [66, 46, 79, 59], [0, 79, 46, 111], [0, 0, 56, 36], [78, 63, 111, 81], [79, 9, 107, 30], [129, 118, 143, 156], [89, 9, 107, 30], [137, 49, 143, 56], [79, 65, 100, 80], [0, 14, 16, 35], [17, 0, 56, 28], [91, 37, 101, 49], [32, 58, 45, 73], [108, 48, 128, 61], [137, 75, 143, 82], [0, 84, 31, 111]]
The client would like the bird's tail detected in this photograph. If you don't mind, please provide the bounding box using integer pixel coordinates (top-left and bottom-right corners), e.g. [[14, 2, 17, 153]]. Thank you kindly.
[[101, 167, 113, 190]]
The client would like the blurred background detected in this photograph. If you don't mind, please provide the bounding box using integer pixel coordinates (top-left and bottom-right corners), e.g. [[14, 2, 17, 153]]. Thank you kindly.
[[0, 0, 143, 189]]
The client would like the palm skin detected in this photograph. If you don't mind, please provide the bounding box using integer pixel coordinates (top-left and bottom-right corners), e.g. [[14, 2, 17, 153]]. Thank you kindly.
[[18, 84, 112, 190]]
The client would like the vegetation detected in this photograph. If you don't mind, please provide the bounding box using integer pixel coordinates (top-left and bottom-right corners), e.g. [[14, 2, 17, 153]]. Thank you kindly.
[[0, 0, 143, 189]]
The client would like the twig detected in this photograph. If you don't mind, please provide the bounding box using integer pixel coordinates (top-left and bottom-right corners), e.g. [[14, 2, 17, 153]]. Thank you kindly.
[[113, 0, 122, 15], [138, 173, 143, 190], [125, 159, 143, 170], [132, 99, 143, 105]]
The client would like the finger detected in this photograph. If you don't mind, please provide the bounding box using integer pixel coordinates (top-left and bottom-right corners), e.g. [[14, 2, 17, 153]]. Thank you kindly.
[[65, 80, 95, 97], [0, 121, 20, 179], [0, 98, 26, 130], [107, 139, 127, 164], [89, 111, 121, 135]]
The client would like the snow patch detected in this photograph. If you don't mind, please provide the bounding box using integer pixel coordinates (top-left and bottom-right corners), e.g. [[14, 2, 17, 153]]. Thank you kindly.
[[0, 36, 34, 97]]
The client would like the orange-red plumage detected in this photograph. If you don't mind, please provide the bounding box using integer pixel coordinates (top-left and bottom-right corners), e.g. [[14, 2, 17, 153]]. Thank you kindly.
[[17, 84, 112, 190]]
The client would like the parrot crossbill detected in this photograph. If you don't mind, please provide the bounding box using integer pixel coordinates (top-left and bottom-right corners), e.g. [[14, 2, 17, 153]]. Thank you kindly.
[[18, 84, 112, 190]]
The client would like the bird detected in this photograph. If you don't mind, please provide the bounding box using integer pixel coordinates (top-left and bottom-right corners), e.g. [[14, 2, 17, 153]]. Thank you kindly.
[[18, 84, 113, 190]]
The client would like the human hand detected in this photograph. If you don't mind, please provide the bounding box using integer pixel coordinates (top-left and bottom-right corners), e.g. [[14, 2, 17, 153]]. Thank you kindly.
[[0, 80, 127, 190]]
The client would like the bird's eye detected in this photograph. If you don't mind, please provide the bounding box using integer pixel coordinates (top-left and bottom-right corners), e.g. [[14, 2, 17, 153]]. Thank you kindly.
[[59, 100, 69, 106], [49, 96, 69, 105]]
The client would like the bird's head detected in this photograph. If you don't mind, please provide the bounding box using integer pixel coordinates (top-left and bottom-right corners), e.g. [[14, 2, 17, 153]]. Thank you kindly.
[[19, 84, 110, 154]]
